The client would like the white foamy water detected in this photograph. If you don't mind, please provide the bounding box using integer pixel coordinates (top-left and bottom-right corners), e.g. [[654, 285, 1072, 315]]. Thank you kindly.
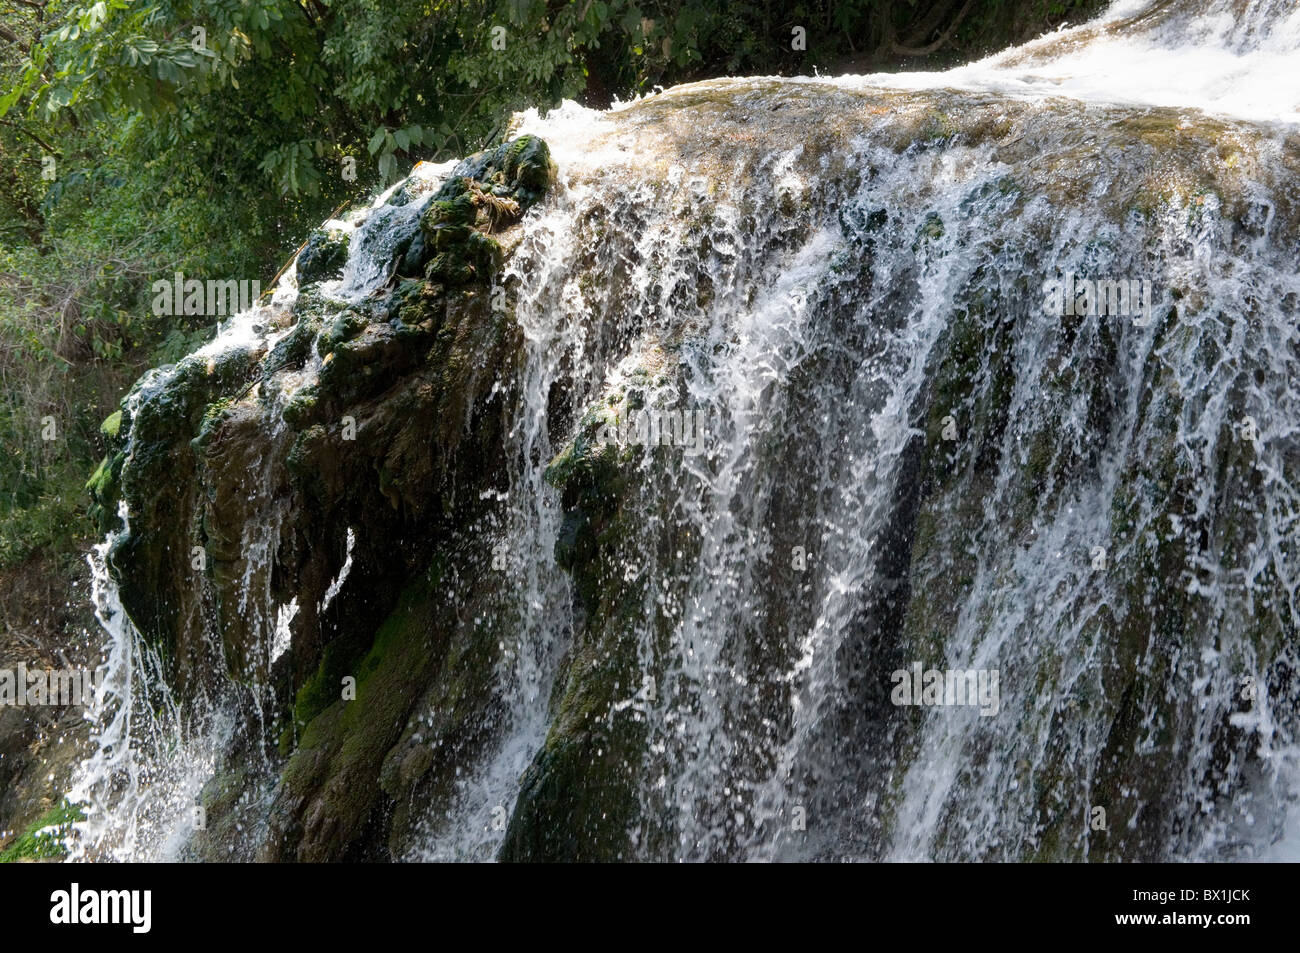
[[844, 0, 1300, 124]]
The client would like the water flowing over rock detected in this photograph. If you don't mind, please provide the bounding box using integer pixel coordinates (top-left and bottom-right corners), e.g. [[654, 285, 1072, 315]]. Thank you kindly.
[[67, 0, 1300, 861]]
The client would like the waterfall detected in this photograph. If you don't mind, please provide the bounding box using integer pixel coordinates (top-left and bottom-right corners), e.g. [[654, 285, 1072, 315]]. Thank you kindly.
[[65, 0, 1300, 862]]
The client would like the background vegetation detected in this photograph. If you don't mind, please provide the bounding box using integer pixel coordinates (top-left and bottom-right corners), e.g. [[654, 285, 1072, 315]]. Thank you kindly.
[[0, 0, 1104, 583]]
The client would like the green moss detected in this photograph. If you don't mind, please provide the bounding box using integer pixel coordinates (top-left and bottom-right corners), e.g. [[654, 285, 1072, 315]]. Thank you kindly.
[[100, 410, 122, 439], [318, 310, 369, 352], [502, 135, 557, 197], [281, 629, 372, 755], [85, 450, 125, 535], [543, 407, 619, 491], [417, 136, 556, 288], [191, 396, 236, 452], [426, 229, 502, 286], [386, 278, 433, 326], [502, 360, 675, 859], [85, 455, 112, 496], [0, 801, 83, 863], [501, 520, 649, 860], [280, 384, 320, 428], [273, 565, 447, 859], [85, 406, 130, 534]]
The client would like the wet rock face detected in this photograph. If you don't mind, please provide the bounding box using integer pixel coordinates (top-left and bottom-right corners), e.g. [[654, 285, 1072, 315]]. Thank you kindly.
[[80, 71, 1300, 863], [100, 135, 554, 685], [104, 349, 268, 693], [88, 137, 552, 860], [296, 229, 351, 285]]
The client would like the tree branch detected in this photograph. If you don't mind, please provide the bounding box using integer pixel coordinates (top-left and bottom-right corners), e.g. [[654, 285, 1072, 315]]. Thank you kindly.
[[0, 21, 31, 52], [892, 0, 974, 57], [0, 119, 56, 154], [899, 0, 962, 49]]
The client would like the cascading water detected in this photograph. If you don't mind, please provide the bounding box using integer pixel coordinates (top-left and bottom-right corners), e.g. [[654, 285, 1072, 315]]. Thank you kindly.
[[66, 0, 1300, 862]]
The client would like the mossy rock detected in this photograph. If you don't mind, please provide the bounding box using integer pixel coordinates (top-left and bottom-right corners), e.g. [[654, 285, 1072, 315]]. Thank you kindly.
[[317, 310, 368, 352], [280, 384, 322, 429], [265, 568, 446, 861], [85, 451, 123, 534], [85, 407, 131, 533], [416, 135, 556, 287], [99, 410, 122, 439], [453, 134, 557, 206], [0, 800, 83, 863], [262, 311, 328, 379], [296, 228, 350, 285], [101, 344, 265, 679]]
